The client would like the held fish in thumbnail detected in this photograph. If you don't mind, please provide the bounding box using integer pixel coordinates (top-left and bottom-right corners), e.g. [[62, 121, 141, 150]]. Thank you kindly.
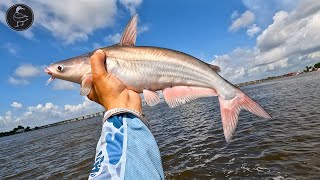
[[45, 15, 272, 142]]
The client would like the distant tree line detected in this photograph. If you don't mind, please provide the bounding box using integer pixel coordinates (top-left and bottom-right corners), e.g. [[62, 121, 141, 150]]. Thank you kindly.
[[0, 125, 39, 137], [304, 62, 320, 72]]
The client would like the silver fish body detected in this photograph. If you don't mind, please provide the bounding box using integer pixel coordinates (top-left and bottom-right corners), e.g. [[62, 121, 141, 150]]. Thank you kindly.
[[45, 15, 272, 142], [104, 46, 234, 98]]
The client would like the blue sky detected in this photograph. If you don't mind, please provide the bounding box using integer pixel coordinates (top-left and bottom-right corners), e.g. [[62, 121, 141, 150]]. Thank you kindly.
[[0, 0, 319, 132]]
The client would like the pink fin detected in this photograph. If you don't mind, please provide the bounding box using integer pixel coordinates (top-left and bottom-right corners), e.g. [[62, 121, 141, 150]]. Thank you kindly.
[[163, 86, 217, 108], [119, 14, 137, 46], [219, 90, 272, 142], [143, 90, 160, 106], [80, 76, 92, 96]]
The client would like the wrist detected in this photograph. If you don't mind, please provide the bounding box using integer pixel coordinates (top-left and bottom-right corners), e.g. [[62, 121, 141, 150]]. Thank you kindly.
[[104, 106, 142, 115], [103, 101, 142, 114], [103, 108, 143, 122]]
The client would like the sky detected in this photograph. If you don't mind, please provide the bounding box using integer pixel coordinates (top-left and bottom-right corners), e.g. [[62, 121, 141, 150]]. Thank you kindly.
[[0, 0, 320, 132]]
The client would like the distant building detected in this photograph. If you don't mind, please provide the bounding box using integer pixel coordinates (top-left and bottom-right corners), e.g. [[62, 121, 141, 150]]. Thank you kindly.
[[286, 72, 297, 76], [16, 129, 24, 133]]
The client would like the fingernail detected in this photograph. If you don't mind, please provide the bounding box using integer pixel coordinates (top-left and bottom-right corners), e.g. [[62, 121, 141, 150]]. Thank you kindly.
[[95, 49, 104, 54]]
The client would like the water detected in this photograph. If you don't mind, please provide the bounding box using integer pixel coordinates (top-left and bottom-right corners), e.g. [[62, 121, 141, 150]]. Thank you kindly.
[[1, 71, 319, 179]]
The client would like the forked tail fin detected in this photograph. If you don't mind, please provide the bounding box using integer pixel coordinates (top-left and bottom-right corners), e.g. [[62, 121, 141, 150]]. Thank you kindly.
[[218, 90, 272, 142]]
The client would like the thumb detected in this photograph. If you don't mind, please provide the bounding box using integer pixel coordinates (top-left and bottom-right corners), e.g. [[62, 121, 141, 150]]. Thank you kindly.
[[91, 49, 107, 77]]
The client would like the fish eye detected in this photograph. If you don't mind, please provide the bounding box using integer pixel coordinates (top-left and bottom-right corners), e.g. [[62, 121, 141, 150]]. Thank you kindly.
[[57, 65, 64, 72]]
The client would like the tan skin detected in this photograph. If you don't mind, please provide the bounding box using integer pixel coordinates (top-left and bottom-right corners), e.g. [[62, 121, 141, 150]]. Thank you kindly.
[[87, 49, 142, 114]]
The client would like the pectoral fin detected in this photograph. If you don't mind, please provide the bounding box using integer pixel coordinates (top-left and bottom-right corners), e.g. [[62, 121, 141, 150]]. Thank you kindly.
[[143, 89, 160, 106], [80, 76, 92, 96]]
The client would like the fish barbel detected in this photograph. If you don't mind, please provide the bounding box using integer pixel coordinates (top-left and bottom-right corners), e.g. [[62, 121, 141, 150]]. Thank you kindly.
[[45, 15, 272, 141]]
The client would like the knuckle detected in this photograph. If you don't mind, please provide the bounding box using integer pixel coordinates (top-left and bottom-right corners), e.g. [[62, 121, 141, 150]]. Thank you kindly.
[[92, 73, 100, 81], [90, 54, 97, 63], [92, 73, 110, 83]]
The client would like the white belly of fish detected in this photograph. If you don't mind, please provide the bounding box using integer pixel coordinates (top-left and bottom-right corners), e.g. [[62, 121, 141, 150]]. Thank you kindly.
[[106, 57, 214, 93]]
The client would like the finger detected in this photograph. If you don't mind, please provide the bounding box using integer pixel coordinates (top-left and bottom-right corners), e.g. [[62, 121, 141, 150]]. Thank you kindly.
[[87, 90, 94, 101], [87, 89, 101, 104], [91, 49, 107, 77]]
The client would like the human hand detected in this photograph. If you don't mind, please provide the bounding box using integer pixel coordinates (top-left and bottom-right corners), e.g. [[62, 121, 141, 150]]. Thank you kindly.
[[87, 49, 142, 114]]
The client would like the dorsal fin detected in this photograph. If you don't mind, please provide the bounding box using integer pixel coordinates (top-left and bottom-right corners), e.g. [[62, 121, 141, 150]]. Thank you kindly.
[[209, 64, 221, 72], [119, 14, 138, 46]]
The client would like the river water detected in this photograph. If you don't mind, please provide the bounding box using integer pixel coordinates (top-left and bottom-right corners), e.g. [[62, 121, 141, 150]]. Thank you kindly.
[[0, 71, 319, 179]]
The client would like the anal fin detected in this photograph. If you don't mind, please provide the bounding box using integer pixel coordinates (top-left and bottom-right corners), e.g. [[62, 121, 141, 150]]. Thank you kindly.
[[163, 86, 217, 108], [143, 89, 160, 106]]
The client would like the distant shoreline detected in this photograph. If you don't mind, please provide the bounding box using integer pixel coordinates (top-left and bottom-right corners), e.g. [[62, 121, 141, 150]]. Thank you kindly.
[[0, 112, 104, 138], [235, 70, 320, 87]]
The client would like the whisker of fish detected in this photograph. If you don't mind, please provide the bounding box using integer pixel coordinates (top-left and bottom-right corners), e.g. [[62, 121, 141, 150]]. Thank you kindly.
[[46, 77, 55, 86]]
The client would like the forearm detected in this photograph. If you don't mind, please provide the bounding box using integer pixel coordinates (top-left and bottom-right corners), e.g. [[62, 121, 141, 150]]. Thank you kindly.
[[89, 109, 163, 180]]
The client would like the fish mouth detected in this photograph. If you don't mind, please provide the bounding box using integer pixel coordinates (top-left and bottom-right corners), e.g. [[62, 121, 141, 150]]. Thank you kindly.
[[44, 67, 55, 86], [44, 67, 52, 75]]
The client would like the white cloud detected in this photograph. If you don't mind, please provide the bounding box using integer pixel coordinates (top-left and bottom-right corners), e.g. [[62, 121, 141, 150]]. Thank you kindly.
[[92, 42, 102, 49], [15, 64, 42, 78], [0, 1, 144, 44], [9, 64, 46, 86], [229, 10, 255, 32], [52, 80, 77, 90], [242, 0, 298, 26], [11, 102, 22, 108], [0, 98, 103, 132], [308, 51, 320, 59], [214, 0, 320, 83], [0, 0, 118, 44], [104, 33, 122, 44], [8, 76, 29, 85], [102, 24, 148, 45], [231, 10, 239, 19], [27, 103, 60, 114], [0, 111, 13, 129], [119, 0, 142, 15], [138, 24, 149, 34], [256, 0, 320, 62], [247, 24, 261, 37], [19, 29, 34, 39], [64, 97, 96, 113], [2, 43, 18, 55], [213, 48, 257, 83]]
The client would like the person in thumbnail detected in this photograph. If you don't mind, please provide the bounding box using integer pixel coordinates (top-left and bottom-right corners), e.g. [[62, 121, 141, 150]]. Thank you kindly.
[[87, 49, 164, 180]]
